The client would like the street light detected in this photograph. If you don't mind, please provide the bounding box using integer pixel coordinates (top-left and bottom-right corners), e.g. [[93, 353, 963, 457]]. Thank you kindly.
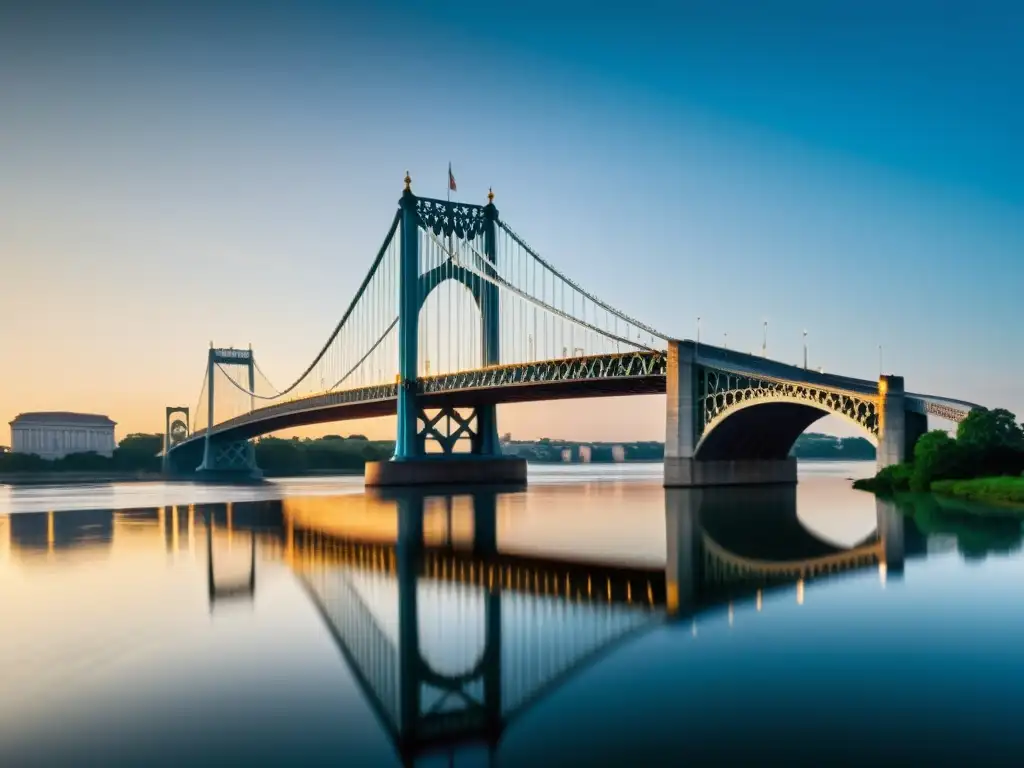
[[762, 320, 768, 357], [697, 316, 701, 345], [803, 330, 808, 369], [723, 331, 728, 350]]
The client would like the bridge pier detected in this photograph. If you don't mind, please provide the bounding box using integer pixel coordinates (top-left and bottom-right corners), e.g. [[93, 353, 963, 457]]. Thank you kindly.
[[877, 375, 927, 470], [366, 455, 525, 487], [664, 340, 797, 487], [195, 436, 263, 482]]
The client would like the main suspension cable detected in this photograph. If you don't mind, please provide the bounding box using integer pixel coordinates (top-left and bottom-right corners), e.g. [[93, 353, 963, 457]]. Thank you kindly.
[[425, 229, 657, 353], [496, 219, 671, 342]]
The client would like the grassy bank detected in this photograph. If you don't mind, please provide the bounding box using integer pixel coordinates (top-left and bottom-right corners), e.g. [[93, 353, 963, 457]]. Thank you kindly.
[[931, 477, 1024, 507]]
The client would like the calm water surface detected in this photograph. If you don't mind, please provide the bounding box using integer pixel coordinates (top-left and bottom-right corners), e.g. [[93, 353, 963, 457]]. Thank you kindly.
[[2, 462, 1024, 766]]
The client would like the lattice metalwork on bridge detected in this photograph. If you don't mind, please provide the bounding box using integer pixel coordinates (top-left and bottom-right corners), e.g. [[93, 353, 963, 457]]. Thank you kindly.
[[698, 367, 880, 438], [418, 350, 666, 395], [271, 529, 666, 608], [922, 401, 972, 423]]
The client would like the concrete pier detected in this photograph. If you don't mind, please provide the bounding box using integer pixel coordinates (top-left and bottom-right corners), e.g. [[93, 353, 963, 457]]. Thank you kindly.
[[364, 456, 527, 487], [877, 375, 927, 470]]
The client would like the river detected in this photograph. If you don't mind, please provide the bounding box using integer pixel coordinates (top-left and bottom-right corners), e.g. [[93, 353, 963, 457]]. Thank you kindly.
[[2, 461, 1023, 765]]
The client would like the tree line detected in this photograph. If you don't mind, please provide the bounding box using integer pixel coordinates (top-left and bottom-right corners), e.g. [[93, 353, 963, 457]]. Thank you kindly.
[[854, 407, 1024, 495], [0, 433, 166, 473], [0, 429, 879, 476]]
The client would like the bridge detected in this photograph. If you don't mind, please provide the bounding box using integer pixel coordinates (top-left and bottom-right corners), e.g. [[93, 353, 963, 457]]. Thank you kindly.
[[163, 173, 979, 486]]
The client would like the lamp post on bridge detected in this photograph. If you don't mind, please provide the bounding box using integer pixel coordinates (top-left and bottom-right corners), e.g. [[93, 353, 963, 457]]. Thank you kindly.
[[762, 320, 768, 358], [696, 317, 700, 346], [803, 330, 808, 370]]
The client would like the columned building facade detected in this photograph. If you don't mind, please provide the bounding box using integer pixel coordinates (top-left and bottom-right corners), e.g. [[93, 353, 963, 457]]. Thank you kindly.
[[10, 412, 117, 460]]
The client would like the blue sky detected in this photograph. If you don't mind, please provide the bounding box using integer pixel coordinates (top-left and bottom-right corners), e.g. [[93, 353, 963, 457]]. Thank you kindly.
[[1, 1, 1021, 440]]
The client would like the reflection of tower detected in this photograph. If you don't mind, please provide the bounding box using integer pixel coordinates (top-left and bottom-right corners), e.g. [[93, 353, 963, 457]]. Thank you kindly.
[[205, 504, 256, 610], [393, 490, 502, 765]]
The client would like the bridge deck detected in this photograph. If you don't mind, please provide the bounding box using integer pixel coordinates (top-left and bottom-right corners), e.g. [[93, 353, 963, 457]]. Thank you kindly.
[[170, 342, 976, 457]]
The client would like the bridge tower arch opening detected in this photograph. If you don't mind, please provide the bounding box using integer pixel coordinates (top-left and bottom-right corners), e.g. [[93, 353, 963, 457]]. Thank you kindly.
[[416, 264, 490, 456]]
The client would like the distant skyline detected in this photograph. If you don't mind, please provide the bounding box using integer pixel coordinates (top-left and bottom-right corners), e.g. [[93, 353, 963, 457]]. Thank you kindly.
[[2, 1, 1022, 443]]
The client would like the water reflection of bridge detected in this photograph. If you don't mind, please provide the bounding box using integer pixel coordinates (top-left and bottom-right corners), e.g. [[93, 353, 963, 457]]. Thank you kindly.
[[265, 486, 910, 765], [1, 486, 915, 765]]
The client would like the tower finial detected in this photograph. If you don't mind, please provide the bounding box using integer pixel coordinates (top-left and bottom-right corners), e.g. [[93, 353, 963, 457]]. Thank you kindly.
[[404, 171, 411, 191], [487, 187, 494, 203]]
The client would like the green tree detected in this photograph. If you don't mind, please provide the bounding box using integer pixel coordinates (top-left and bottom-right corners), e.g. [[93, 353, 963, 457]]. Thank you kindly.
[[113, 433, 164, 471], [254, 437, 308, 476], [957, 408, 1024, 451], [910, 430, 965, 491], [956, 408, 1024, 476], [0, 451, 50, 472], [55, 451, 112, 471]]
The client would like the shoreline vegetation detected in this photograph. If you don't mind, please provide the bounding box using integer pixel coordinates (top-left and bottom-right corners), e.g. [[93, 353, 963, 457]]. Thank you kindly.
[[853, 407, 1024, 510], [0, 432, 874, 483]]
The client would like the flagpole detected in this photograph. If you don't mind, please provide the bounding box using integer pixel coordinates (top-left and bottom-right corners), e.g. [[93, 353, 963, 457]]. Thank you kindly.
[[447, 161, 451, 203]]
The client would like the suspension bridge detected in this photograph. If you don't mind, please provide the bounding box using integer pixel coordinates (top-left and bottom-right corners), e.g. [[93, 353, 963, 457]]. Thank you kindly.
[[163, 173, 980, 486]]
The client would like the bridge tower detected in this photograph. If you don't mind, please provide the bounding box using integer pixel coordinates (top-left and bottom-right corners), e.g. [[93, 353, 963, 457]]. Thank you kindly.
[[366, 175, 526, 486], [194, 346, 262, 481], [161, 406, 190, 473]]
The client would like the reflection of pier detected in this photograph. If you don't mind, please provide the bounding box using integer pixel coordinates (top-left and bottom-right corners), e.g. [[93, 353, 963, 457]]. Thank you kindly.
[[667, 486, 906, 616]]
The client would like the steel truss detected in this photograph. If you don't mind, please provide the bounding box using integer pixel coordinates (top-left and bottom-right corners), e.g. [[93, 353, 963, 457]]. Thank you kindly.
[[699, 367, 881, 438]]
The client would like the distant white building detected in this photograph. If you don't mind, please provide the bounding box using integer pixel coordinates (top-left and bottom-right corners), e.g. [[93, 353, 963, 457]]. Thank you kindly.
[[9, 412, 117, 460]]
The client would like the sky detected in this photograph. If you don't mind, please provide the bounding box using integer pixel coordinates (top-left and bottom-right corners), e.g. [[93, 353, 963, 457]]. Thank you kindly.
[[1, 0, 1022, 444]]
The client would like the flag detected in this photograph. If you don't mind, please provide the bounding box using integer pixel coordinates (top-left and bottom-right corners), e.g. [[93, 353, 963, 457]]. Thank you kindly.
[[448, 163, 457, 192]]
